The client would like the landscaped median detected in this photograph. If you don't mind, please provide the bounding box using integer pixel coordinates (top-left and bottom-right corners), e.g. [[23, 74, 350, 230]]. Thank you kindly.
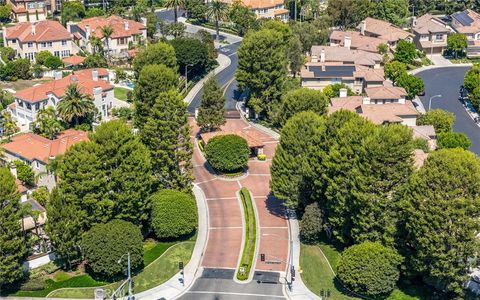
[[236, 187, 257, 281]]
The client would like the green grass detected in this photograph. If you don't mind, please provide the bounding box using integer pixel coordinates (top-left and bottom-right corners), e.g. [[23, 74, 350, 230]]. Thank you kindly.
[[301, 241, 428, 300], [114, 87, 130, 101], [48, 241, 195, 298], [143, 241, 175, 266], [236, 188, 257, 281]]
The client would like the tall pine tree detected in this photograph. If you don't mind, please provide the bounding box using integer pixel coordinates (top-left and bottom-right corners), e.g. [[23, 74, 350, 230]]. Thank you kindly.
[[140, 90, 193, 193], [197, 76, 226, 131], [0, 167, 27, 285]]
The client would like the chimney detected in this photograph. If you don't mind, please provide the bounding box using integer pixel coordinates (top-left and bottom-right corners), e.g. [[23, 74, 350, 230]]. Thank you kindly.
[[363, 96, 371, 104], [344, 36, 352, 49], [412, 16, 417, 28], [92, 69, 98, 81], [140, 17, 147, 26], [85, 24, 91, 39], [31, 23, 36, 35], [54, 71, 62, 80], [124, 20, 129, 30], [360, 20, 366, 36], [66, 21, 73, 33], [10, 163, 17, 178], [339, 88, 348, 98], [320, 49, 326, 63], [311, 55, 318, 63], [93, 86, 102, 95]]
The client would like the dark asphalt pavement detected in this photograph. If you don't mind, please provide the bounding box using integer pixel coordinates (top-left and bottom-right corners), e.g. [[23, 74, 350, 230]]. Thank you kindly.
[[416, 66, 480, 155]]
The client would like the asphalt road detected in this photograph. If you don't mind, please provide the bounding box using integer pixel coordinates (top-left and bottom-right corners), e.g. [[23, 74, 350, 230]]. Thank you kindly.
[[416, 66, 480, 155]]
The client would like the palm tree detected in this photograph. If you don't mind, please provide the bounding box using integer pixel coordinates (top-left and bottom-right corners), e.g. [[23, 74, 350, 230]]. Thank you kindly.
[[89, 36, 103, 54], [206, 0, 228, 41], [57, 83, 96, 126], [165, 0, 186, 23], [101, 25, 114, 60], [34, 107, 63, 140]]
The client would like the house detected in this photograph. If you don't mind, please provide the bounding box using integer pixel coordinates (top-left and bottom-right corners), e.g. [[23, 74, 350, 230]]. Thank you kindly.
[[300, 63, 385, 93], [9, 68, 114, 126], [7, 0, 47, 22], [3, 20, 78, 61], [450, 9, 480, 57], [412, 14, 450, 55], [329, 31, 385, 53], [1, 129, 88, 181], [309, 46, 383, 69], [329, 86, 418, 126], [222, 0, 289, 21], [67, 16, 147, 58], [356, 17, 413, 47]]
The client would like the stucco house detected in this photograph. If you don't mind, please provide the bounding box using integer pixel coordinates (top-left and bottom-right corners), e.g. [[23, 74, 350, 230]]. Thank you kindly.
[[309, 46, 383, 69], [8, 68, 114, 126], [450, 9, 480, 57], [413, 14, 451, 55], [3, 20, 78, 61], [7, 0, 47, 22], [221, 0, 289, 21], [67, 16, 147, 58]]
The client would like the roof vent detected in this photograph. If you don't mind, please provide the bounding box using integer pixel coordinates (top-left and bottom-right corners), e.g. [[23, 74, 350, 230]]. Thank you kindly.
[[70, 75, 78, 82]]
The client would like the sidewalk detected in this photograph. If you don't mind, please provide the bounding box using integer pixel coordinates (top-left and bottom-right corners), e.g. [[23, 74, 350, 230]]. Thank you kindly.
[[135, 185, 208, 300], [184, 53, 231, 105], [409, 62, 472, 75]]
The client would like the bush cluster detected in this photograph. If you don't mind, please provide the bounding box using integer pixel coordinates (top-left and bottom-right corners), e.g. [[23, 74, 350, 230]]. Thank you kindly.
[[205, 134, 250, 173]]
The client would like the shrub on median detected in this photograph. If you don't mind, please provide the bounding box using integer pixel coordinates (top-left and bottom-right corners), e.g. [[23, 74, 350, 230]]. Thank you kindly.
[[205, 134, 250, 173]]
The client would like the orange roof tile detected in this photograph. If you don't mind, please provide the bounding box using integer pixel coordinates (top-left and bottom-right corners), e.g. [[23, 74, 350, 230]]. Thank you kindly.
[[2, 129, 89, 163], [77, 16, 146, 39], [15, 68, 112, 103], [5, 20, 72, 42], [201, 130, 264, 148], [62, 55, 86, 66]]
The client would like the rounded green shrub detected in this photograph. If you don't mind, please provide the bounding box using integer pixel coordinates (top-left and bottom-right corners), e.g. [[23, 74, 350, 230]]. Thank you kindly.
[[300, 202, 323, 243], [81, 220, 143, 278], [150, 189, 197, 239], [205, 134, 250, 173], [337, 242, 403, 297]]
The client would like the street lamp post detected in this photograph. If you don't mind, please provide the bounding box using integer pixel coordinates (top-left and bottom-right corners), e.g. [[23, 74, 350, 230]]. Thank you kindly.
[[428, 94, 442, 110], [118, 252, 133, 300], [185, 64, 193, 93]]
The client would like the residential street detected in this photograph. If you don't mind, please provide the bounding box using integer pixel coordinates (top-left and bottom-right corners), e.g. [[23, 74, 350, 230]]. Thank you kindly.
[[416, 66, 480, 154]]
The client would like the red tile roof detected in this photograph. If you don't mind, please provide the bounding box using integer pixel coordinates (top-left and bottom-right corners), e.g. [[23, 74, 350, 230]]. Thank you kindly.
[[5, 20, 72, 42], [15, 68, 113, 103], [2, 129, 89, 163], [62, 55, 86, 66], [77, 16, 146, 39]]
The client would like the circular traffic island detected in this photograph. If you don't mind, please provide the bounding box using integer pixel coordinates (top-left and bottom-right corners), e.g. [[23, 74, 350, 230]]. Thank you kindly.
[[205, 134, 250, 177]]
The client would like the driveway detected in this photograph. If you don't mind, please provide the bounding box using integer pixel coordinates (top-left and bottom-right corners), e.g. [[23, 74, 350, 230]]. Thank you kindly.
[[416, 66, 480, 154]]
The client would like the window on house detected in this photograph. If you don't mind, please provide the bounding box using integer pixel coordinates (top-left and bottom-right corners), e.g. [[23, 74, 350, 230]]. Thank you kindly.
[[40, 42, 46, 47], [62, 40, 67, 46], [54, 51, 60, 57], [435, 33, 443, 40], [28, 42, 33, 48], [118, 37, 128, 45], [35, 103, 40, 110], [11, 39, 16, 43], [26, 103, 32, 110], [47, 42, 53, 47]]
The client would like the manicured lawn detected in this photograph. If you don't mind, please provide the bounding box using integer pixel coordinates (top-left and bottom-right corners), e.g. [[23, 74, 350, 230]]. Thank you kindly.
[[48, 241, 195, 298], [114, 87, 131, 101], [236, 188, 257, 280], [300, 242, 428, 300]]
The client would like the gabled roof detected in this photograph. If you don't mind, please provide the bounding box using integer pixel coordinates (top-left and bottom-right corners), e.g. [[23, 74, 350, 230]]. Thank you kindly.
[[222, 0, 284, 9], [365, 86, 407, 100], [451, 9, 480, 34], [301, 63, 385, 82], [62, 55, 86, 66], [413, 14, 450, 34], [5, 20, 72, 42], [310, 46, 383, 67], [15, 68, 113, 103], [357, 17, 413, 42], [76, 16, 146, 39], [330, 30, 386, 53], [2, 129, 89, 164]]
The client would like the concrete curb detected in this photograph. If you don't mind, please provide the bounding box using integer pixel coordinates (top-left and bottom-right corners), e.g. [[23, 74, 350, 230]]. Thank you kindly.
[[409, 63, 473, 75], [184, 53, 231, 105]]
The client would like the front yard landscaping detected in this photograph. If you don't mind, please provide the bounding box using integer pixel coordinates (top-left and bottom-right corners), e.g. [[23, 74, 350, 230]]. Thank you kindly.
[[113, 87, 131, 101]]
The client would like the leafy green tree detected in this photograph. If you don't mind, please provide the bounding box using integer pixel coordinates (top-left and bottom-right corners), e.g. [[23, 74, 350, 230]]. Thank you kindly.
[[1, 58, 32, 80], [35, 50, 53, 66], [146, 12, 157, 39], [447, 33, 467, 58], [377, 43, 389, 55], [85, 7, 104, 17], [322, 83, 354, 99], [140, 90, 193, 192], [150, 189, 198, 239], [337, 242, 403, 297], [0, 4, 12, 22], [205, 134, 250, 173], [170, 37, 211, 77], [271, 111, 325, 208], [0, 167, 27, 286], [373, 0, 409, 26], [464, 63, 480, 92], [395, 73, 425, 99], [326, 0, 355, 29], [0, 47, 16, 61], [195, 29, 217, 61], [84, 53, 107, 68], [384, 61, 407, 84], [437, 131, 471, 150], [273, 88, 328, 127], [206, 0, 228, 41], [61, 0, 85, 25], [33, 107, 64, 140], [100, 25, 114, 59], [287, 36, 304, 77], [133, 64, 178, 129], [82, 220, 143, 278], [300, 202, 323, 244], [56, 83, 96, 126], [1, 110, 19, 140], [394, 40, 417, 65], [401, 149, 480, 297], [32, 186, 49, 207], [132, 42, 177, 77], [229, 0, 257, 36], [416, 109, 455, 134], [260, 19, 292, 43], [197, 76, 226, 131], [44, 55, 63, 69], [14, 160, 34, 186], [237, 29, 287, 117], [291, 17, 331, 52], [470, 85, 480, 111], [185, 0, 207, 22]]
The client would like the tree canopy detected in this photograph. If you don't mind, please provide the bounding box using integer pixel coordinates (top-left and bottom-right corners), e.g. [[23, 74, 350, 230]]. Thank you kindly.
[[205, 134, 250, 173], [197, 76, 226, 131], [132, 42, 177, 77], [416, 109, 455, 134]]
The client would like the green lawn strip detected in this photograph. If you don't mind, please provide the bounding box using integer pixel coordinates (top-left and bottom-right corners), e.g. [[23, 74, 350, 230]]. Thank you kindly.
[[48, 241, 195, 299], [301, 243, 427, 300], [143, 241, 175, 266], [114, 87, 130, 101], [236, 188, 257, 281]]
